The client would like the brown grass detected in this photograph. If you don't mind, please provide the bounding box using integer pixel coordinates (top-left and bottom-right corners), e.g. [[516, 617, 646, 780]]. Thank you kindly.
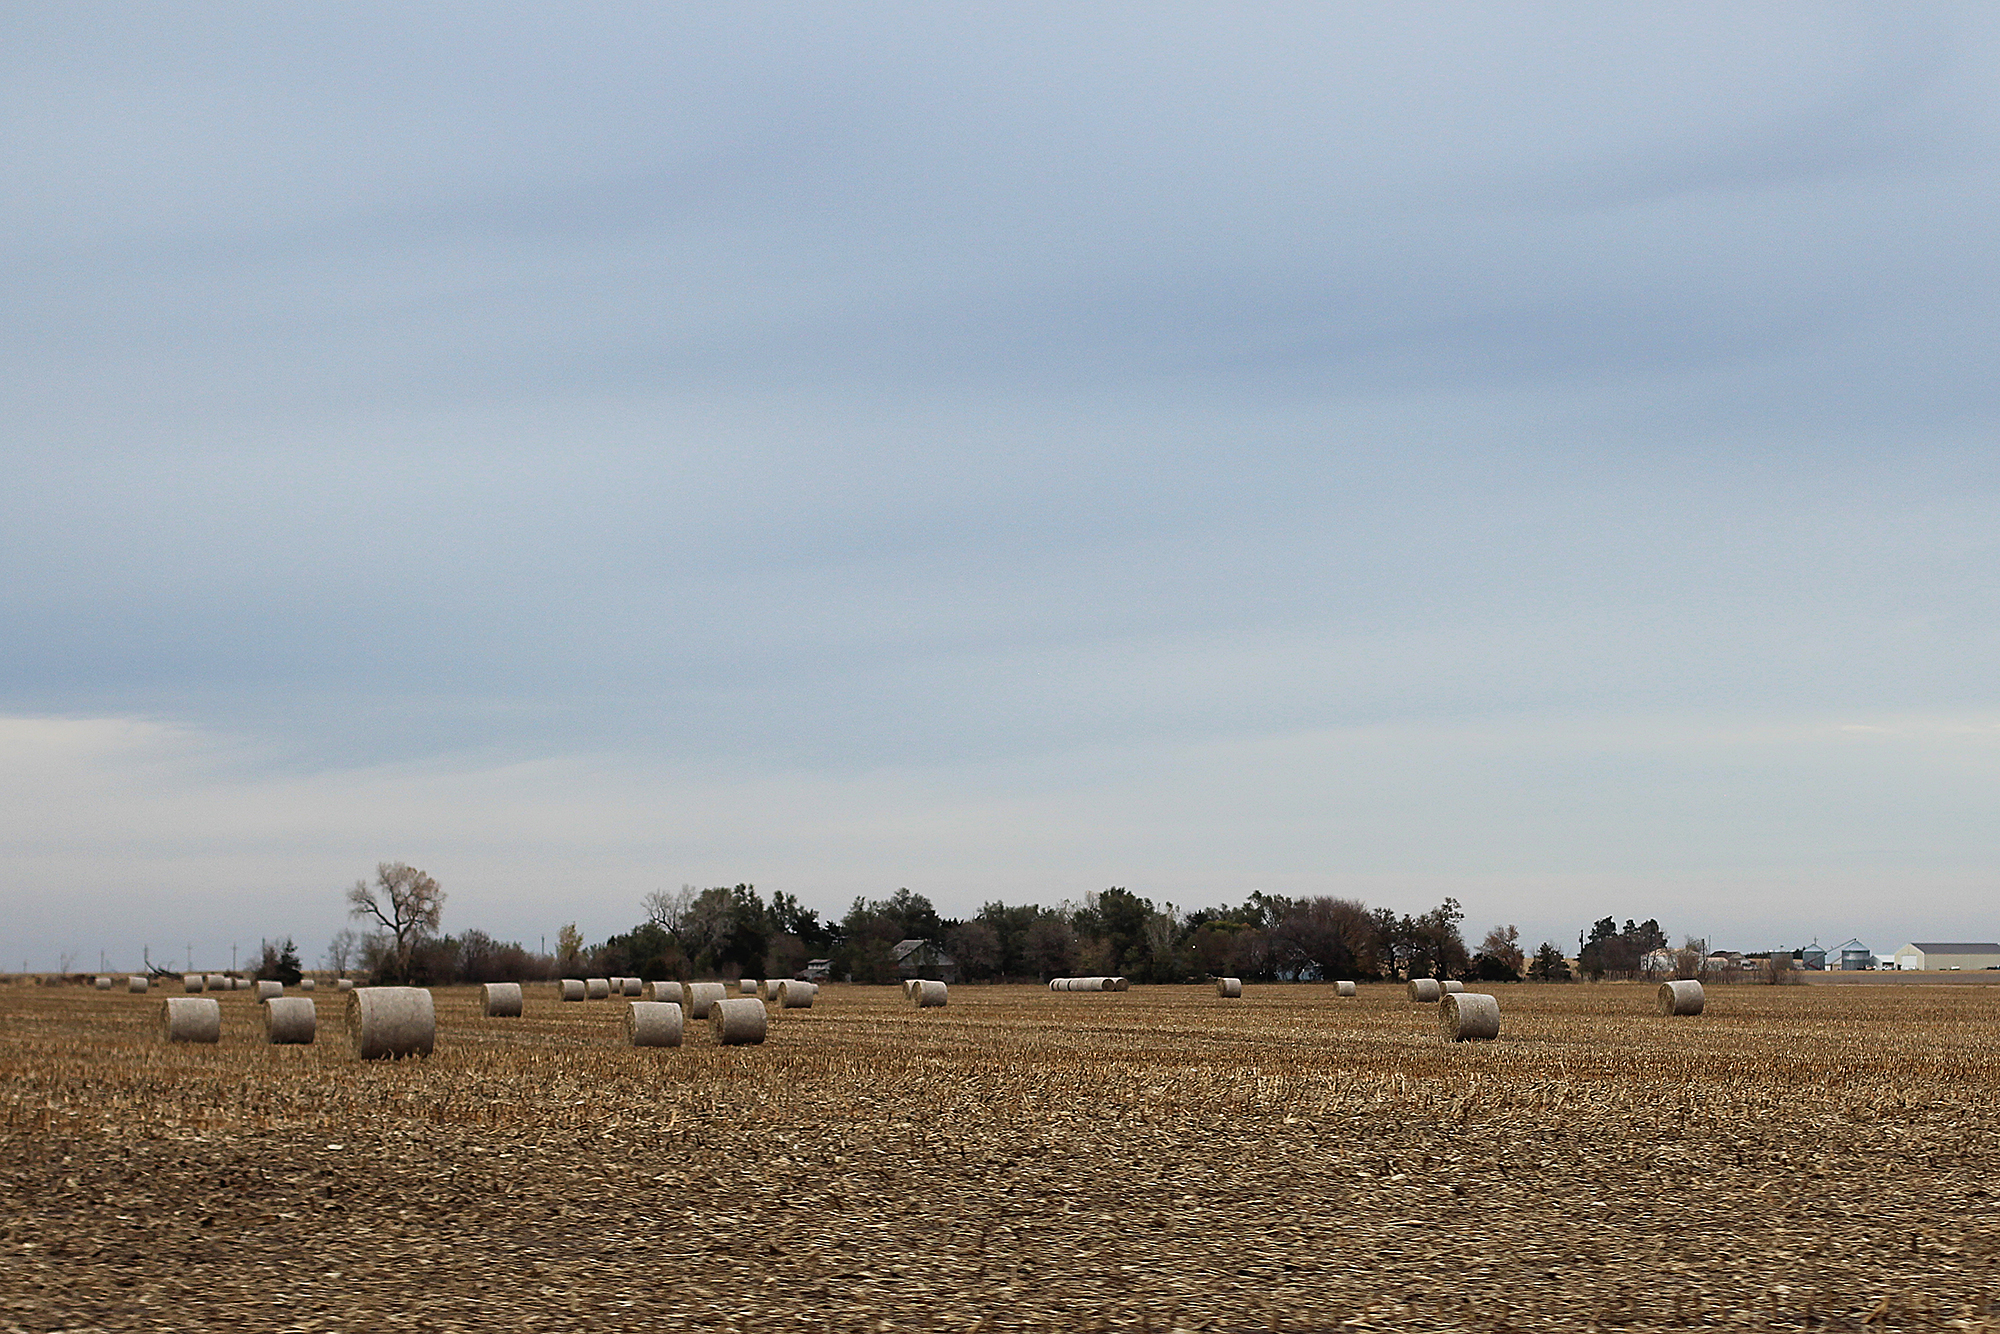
[[2, 980, 1998, 1330]]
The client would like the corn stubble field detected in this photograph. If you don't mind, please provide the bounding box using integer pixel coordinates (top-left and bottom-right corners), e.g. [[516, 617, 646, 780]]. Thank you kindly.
[[3, 983, 1998, 1332]]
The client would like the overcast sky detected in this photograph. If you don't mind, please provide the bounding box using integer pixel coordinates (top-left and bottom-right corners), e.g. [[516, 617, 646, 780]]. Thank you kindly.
[[5, 3, 1999, 972]]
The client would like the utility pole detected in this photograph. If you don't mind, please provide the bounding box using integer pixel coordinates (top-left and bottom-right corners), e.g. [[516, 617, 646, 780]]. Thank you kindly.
[[231, 943, 238, 972], [186, 943, 193, 971]]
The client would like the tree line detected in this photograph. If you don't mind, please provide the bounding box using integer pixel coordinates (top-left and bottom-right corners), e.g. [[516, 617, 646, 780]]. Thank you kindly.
[[330, 861, 1690, 986]]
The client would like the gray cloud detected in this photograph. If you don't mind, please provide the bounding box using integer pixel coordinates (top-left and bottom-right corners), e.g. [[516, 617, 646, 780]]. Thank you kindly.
[[4, 3, 1999, 963]]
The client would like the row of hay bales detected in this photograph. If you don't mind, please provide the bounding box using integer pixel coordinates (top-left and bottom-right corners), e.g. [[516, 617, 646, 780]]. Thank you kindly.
[[1050, 976, 1128, 991], [160, 977, 823, 1057], [161, 987, 424, 1054], [97, 974, 356, 994], [1213, 977, 1360, 998], [1402, 977, 1708, 1043], [552, 978, 820, 1012], [494, 980, 821, 1045]]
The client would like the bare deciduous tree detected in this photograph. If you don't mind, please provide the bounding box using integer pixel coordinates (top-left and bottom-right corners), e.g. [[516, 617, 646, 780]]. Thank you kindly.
[[346, 862, 444, 983], [325, 928, 359, 978], [643, 884, 733, 971], [1478, 924, 1526, 976]]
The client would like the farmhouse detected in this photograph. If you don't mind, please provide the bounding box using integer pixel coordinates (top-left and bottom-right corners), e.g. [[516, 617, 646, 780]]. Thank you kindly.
[[1892, 942, 2000, 971]]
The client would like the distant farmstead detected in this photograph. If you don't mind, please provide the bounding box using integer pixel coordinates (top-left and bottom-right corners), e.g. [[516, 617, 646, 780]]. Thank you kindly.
[[1892, 942, 2000, 971], [891, 938, 958, 983]]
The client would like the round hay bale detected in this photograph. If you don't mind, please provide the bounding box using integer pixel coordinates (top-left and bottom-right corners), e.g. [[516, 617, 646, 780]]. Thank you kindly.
[[903, 978, 920, 997], [558, 978, 586, 1001], [1111, 976, 1130, 991], [345, 986, 435, 1060], [627, 1000, 684, 1047], [685, 981, 727, 1019], [94, 976, 112, 990], [481, 982, 524, 1017], [912, 980, 949, 1008], [585, 978, 611, 1000], [1049, 979, 1060, 991], [263, 997, 316, 1045], [161, 996, 221, 1044], [621, 977, 642, 996], [1335, 980, 1357, 997], [128, 976, 149, 994], [232, 977, 249, 991], [1216, 977, 1243, 998], [204, 973, 227, 991], [1658, 980, 1705, 1016], [182, 974, 203, 992], [336, 978, 355, 992], [1441, 979, 1465, 994], [300, 978, 316, 992], [1440, 991, 1501, 1043], [1407, 977, 1442, 1003], [710, 997, 768, 1045], [647, 980, 684, 1004], [255, 980, 283, 1002], [774, 980, 817, 1009], [738, 978, 758, 995]]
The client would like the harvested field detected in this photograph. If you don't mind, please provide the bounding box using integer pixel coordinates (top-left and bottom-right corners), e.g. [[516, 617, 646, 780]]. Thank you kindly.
[[2, 981, 1998, 1331]]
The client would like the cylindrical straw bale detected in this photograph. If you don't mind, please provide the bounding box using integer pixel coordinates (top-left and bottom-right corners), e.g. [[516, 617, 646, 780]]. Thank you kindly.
[[336, 978, 355, 992], [345, 987, 436, 1060], [264, 997, 316, 1045], [648, 980, 684, 1004], [1216, 977, 1243, 998], [686, 981, 727, 1019], [1049, 979, 1060, 991], [128, 976, 149, 994], [481, 982, 524, 1017], [182, 974, 203, 992], [1112, 976, 1130, 991], [232, 977, 249, 991], [710, 997, 768, 1045], [1657, 980, 1705, 1016], [627, 1000, 684, 1047], [904, 978, 921, 997], [912, 980, 949, 1008], [621, 976, 642, 996], [1408, 977, 1442, 1003], [256, 979, 283, 1001], [775, 980, 817, 1008], [558, 978, 586, 1001], [205, 973, 227, 991], [1335, 980, 1357, 997], [162, 996, 221, 1043], [585, 977, 610, 1000], [300, 978, 316, 992], [1441, 979, 1465, 994], [94, 976, 112, 990], [738, 978, 758, 995], [1439, 992, 1501, 1043]]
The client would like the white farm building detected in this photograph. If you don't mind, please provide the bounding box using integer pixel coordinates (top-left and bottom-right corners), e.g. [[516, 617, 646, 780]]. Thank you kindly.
[[1891, 942, 2000, 971]]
